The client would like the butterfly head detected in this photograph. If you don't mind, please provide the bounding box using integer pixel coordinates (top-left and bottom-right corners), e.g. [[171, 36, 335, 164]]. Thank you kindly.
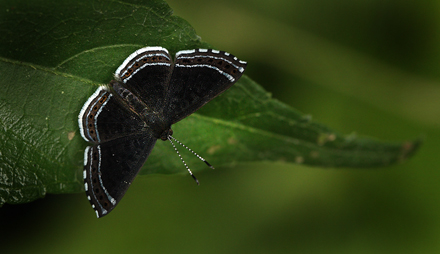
[[160, 128, 173, 141]]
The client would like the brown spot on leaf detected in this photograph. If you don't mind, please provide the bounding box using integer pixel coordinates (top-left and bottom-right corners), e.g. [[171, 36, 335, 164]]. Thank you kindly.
[[207, 145, 222, 155], [68, 131, 75, 140]]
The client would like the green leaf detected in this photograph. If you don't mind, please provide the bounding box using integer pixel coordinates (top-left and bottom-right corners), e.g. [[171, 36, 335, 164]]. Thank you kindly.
[[0, 0, 420, 206]]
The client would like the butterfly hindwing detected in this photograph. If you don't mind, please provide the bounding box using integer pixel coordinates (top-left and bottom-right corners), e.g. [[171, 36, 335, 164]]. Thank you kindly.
[[164, 49, 247, 124], [115, 47, 173, 112], [84, 132, 157, 218]]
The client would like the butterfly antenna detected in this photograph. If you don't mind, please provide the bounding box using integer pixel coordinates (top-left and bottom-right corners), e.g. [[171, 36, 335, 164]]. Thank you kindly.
[[168, 136, 200, 185], [169, 135, 215, 169]]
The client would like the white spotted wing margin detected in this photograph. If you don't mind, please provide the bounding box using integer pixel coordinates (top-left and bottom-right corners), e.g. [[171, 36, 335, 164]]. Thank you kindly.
[[83, 132, 156, 218]]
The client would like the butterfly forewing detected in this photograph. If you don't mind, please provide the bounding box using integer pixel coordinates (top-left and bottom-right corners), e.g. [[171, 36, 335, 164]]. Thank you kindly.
[[115, 47, 173, 112], [164, 49, 247, 124], [78, 86, 146, 144]]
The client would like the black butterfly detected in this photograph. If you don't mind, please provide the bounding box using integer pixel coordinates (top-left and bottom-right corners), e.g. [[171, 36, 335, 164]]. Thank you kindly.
[[78, 47, 247, 218]]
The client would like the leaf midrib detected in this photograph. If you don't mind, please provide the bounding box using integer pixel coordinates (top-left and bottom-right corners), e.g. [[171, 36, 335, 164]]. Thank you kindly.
[[0, 56, 321, 150]]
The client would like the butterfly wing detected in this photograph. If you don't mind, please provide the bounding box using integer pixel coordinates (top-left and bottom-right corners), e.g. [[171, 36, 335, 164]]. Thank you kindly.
[[83, 132, 157, 218], [79, 86, 156, 217], [115, 47, 173, 112], [78, 86, 147, 144], [163, 49, 247, 124]]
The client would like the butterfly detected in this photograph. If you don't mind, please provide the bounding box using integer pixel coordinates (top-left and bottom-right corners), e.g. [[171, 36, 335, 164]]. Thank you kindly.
[[78, 47, 247, 218]]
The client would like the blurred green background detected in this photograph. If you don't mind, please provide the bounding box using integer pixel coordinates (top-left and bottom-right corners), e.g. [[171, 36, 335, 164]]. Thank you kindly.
[[2, 0, 440, 253]]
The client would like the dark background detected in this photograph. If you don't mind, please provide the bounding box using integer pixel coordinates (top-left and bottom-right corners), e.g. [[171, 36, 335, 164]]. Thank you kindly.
[[3, 0, 440, 253]]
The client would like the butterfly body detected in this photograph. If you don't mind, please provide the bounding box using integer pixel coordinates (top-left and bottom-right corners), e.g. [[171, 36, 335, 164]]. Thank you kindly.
[[78, 47, 246, 218], [110, 80, 172, 140]]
